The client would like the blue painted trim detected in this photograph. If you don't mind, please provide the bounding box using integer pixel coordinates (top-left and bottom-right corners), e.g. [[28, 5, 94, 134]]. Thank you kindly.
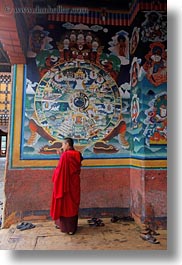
[[9, 65, 17, 169], [20, 65, 27, 160], [8, 164, 167, 170]]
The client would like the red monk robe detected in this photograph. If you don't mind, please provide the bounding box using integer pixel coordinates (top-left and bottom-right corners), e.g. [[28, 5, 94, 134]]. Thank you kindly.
[[50, 149, 82, 234]]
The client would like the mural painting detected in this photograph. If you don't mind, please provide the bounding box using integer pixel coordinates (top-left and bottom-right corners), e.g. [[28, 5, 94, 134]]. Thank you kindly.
[[34, 62, 128, 153], [16, 10, 167, 166], [128, 11, 167, 158]]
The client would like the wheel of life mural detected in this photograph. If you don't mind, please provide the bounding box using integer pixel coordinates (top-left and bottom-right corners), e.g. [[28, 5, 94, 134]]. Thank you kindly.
[[34, 61, 122, 148]]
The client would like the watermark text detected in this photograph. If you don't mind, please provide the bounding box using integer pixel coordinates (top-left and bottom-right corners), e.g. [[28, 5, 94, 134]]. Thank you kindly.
[[3, 5, 89, 15]]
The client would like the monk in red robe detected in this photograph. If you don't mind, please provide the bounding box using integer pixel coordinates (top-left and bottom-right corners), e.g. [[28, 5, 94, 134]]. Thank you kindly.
[[50, 137, 83, 235]]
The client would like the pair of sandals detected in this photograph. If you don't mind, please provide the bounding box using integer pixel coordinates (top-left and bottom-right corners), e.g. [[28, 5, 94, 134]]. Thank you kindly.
[[140, 226, 160, 236], [140, 227, 160, 244], [87, 218, 105, 227], [16, 222, 36, 231], [111, 215, 134, 223], [140, 233, 160, 244]]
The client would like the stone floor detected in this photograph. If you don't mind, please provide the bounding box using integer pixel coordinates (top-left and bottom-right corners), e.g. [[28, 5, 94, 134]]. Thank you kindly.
[[0, 218, 167, 250]]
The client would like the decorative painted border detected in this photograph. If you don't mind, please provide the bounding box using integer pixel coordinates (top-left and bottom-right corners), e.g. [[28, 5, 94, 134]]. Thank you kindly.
[[9, 64, 167, 169], [48, 0, 167, 26]]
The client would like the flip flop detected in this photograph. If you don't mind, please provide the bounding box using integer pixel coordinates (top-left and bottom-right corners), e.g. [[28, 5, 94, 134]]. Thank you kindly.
[[121, 216, 134, 222], [88, 219, 105, 227], [87, 217, 98, 224], [87, 218, 103, 224], [147, 237, 160, 244], [140, 228, 160, 236], [87, 217, 102, 223], [20, 222, 36, 231], [111, 216, 121, 223], [16, 222, 28, 229], [140, 233, 160, 244], [111, 216, 134, 223], [89, 222, 105, 227]]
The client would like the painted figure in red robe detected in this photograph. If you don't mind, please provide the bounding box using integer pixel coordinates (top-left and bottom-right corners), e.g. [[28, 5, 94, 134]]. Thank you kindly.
[[50, 137, 83, 235]]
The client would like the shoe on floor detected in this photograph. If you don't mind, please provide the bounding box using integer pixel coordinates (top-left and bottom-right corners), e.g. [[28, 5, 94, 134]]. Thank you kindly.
[[19, 222, 36, 231]]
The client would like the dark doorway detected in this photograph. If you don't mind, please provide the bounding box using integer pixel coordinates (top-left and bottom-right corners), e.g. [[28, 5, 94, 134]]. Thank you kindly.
[[0, 131, 7, 157]]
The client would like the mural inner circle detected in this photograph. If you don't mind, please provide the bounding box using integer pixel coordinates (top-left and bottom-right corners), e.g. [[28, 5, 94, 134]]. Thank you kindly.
[[34, 62, 122, 146]]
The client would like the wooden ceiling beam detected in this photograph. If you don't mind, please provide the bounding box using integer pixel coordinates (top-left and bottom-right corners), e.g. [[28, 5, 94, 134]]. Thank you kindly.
[[0, 0, 26, 64]]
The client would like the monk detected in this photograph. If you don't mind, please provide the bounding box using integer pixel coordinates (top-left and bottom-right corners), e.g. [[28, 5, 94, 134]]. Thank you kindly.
[[50, 137, 83, 235]]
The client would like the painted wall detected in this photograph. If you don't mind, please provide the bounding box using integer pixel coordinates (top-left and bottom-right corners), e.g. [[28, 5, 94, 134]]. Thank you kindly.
[[130, 168, 167, 228], [4, 167, 131, 227], [3, 8, 167, 228]]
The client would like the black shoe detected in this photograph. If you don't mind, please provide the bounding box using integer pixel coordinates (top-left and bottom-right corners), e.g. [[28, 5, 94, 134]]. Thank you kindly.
[[111, 216, 121, 223]]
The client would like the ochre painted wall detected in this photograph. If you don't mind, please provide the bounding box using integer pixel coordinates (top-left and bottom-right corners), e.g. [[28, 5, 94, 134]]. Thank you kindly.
[[130, 168, 167, 229], [3, 167, 130, 227], [80, 168, 130, 209], [4, 166, 166, 229]]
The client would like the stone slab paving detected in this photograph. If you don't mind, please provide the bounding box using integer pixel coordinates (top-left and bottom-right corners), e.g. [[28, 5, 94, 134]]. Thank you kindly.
[[0, 218, 167, 250]]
